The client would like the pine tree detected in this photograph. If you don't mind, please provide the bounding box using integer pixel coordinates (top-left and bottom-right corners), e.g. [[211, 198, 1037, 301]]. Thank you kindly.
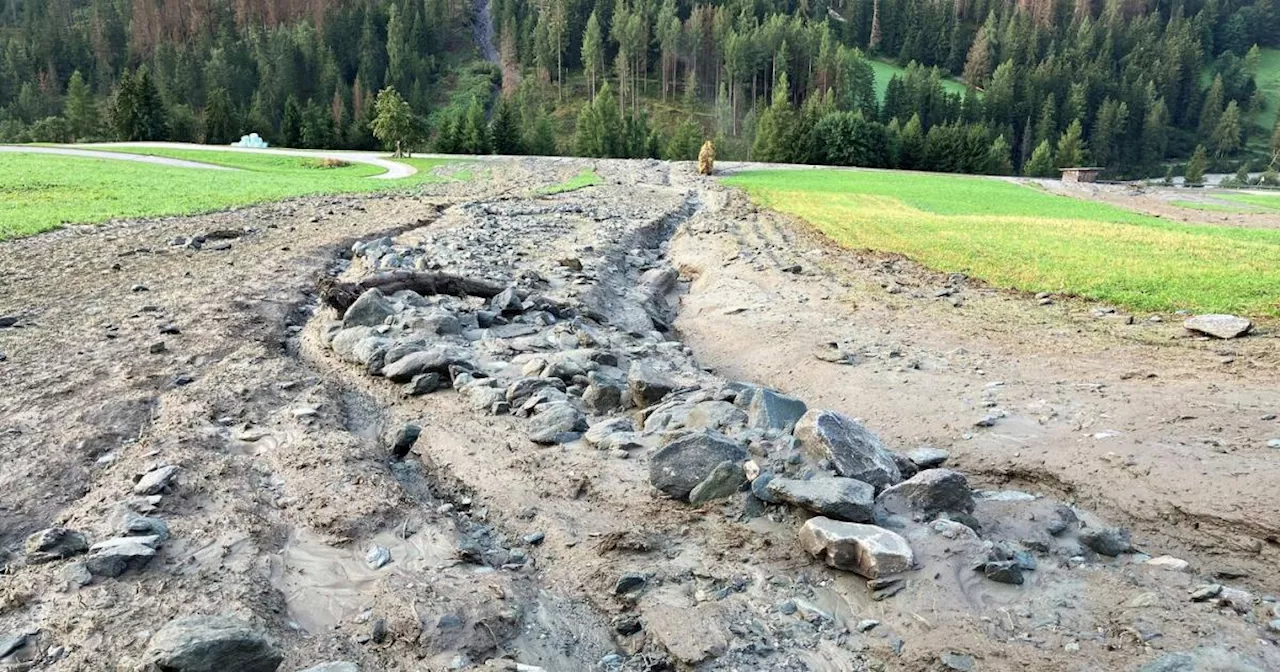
[[666, 117, 703, 160], [752, 73, 795, 162], [899, 113, 925, 170], [581, 10, 604, 100], [1184, 144, 1208, 185], [64, 70, 98, 140], [985, 135, 1013, 175], [524, 112, 557, 156], [1024, 139, 1056, 177], [1211, 100, 1242, 158], [490, 96, 522, 154], [461, 96, 490, 154], [202, 88, 237, 144], [282, 96, 303, 147], [1034, 93, 1057, 148], [574, 99, 603, 156], [370, 86, 416, 157], [1054, 119, 1086, 168], [961, 16, 994, 87], [1141, 98, 1169, 166], [1199, 75, 1224, 138]]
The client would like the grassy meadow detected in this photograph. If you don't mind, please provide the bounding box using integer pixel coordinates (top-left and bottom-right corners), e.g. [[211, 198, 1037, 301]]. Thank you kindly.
[[535, 169, 603, 196], [725, 168, 1280, 316], [0, 150, 457, 240]]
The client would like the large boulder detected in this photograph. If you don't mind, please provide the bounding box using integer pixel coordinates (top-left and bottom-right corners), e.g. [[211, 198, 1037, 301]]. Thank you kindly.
[[628, 361, 677, 409], [798, 517, 914, 578], [1184, 314, 1252, 339], [381, 346, 474, 383], [145, 615, 283, 672], [683, 400, 748, 433], [527, 402, 587, 444], [794, 410, 901, 490], [25, 528, 89, 564], [764, 477, 875, 523], [342, 289, 396, 328], [688, 461, 748, 505], [85, 537, 158, 577], [582, 372, 624, 414], [649, 431, 748, 501], [876, 469, 974, 518], [748, 389, 808, 432]]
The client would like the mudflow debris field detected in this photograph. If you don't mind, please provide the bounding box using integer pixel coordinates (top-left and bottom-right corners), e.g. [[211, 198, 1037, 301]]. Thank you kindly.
[[1, 158, 1279, 672]]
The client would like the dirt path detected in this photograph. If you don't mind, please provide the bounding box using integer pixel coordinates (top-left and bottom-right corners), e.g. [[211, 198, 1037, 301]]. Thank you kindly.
[[0, 144, 237, 170], [0, 159, 1277, 671], [72, 142, 420, 179]]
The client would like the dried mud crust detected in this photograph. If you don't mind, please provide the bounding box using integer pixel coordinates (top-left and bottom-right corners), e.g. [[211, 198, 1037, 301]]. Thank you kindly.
[[0, 158, 1276, 672]]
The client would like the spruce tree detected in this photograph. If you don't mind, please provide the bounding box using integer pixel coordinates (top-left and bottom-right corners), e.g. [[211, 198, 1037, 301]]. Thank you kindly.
[[1054, 119, 1086, 168], [202, 88, 237, 144], [524, 113, 557, 156], [1211, 100, 1242, 158], [64, 70, 98, 140], [490, 96, 522, 155], [752, 73, 795, 163], [282, 96, 304, 147], [1184, 144, 1208, 185], [581, 10, 604, 100], [1023, 140, 1056, 177], [985, 135, 1013, 175], [666, 117, 703, 161], [461, 96, 490, 154]]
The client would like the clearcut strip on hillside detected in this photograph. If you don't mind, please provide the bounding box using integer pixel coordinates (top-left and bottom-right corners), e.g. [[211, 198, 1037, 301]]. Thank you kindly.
[[725, 168, 1280, 316]]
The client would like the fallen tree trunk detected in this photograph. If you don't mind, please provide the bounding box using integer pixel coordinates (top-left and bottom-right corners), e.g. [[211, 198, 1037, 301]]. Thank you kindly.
[[319, 272, 507, 315]]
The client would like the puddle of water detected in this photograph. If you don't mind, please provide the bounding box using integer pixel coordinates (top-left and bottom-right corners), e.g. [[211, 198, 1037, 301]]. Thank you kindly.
[[269, 526, 456, 633]]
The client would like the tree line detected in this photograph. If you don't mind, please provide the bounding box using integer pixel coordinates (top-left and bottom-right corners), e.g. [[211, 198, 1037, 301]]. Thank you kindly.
[[2, 0, 1279, 176]]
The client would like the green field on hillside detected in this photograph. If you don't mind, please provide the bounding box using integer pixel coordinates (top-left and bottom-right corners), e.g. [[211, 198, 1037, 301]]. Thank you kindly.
[[0, 150, 455, 240], [1250, 47, 1280, 134], [725, 168, 1280, 316], [869, 59, 970, 102], [535, 169, 602, 196]]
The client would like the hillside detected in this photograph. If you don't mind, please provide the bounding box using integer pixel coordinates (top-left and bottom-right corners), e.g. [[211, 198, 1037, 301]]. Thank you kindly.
[[2, 0, 1280, 176]]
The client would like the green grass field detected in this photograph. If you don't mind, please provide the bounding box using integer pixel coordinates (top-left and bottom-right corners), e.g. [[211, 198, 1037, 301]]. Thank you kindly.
[[535, 169, 602, 196], [0, 150, 457, 240], [1169, 200, 1254, 212], [1250, 47, 1280, 134], [1216, 191, 1280, 211], [868, 59, 970, 103], [725, 168, 1280, 316]]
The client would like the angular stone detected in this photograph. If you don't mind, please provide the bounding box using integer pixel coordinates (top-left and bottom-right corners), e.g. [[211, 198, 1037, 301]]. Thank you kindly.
[[649, 430, 748, 501], [582, 372, 624, 414], [330, 327, 376, 362], [25, 527, 89, 564], [402, 372, 442, 396], [628, 360, 676, 409], [877, 469, 974, 518], [506, 377, 568, 407], [391, 424, 421, 459], [688, 461, 747, 505], [527, 402, 587, 444], [145, 615, 283, 672], [1146, 555, 1190, 572], [381, 346, 474, 383], [798, 517, 914, 578], [765, 477, 875, 523], [1080, 527, 1132, 556], [584, 417, 635, 446], [907, 447, 949, 468], [683, 400, 748, 432], [982, 560, 1024, 585], [134, 465, 180, 495], [342, 288, 396, 328], [490, 287, 523, 315], [1184, 314, 1253, 339], [794, 410, 901, 490], [643, 603, 727, 666], [85, 539, 155, 577], [748, 389, 808, 432]]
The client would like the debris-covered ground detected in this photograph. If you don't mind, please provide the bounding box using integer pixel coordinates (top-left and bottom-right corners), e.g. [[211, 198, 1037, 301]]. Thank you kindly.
[[1, 158, 1278, 672]]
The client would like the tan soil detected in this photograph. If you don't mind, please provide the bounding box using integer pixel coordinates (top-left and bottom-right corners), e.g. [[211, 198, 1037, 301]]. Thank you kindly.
[[0, 159, 1277, 672]]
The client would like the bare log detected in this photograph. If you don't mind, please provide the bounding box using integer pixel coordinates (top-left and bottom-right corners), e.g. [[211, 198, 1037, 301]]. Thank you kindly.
[[319, 272, 507, 315]]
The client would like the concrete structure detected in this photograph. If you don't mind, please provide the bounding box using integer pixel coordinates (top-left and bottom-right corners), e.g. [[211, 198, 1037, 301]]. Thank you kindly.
[[1060, 167, 1102, 183]]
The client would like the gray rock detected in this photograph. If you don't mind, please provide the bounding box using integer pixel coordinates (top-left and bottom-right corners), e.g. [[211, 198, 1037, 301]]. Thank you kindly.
[[1184, 314, 1253, 339], [145, 615, 283, 672], [134, 465, 180, 495], [366, 545, 391, 569], [490, 287, 523, 314], [628, 360, 676, 409], [506, 376, 568, 407], [584, 417, 635, 446], [402, 372, 442, 396], [85, 539, 156, 577], [747, 389, 808, 432], [982, 560, 1024, 585], [391, 423, 421, 459], [907, 447, 949, 468], [109, 506, 170, 540], [683, 400, 748, 432], [331, 327, 377, 362], [1138, 653, 1194, 672], [342, 288, 396, 328], [1189, 584, 1223, 602], [1045, 504, 1078, 536], [382, 346, 474, 383], [764, 477, 876, 523], [649, 430, 748, 501], [300, 664, 358, 672], [1080, 527, 1132, 556], [940, 652, 976, 672], [688, 461, 747, 505], [0, 633, 26, 659], [798, 517, 914, 578], [25, 527, 89, 564], [876, 469, 974, 518], [615, 572, 647, 595], [794, 410, 901, 490], [582, 372, 624, 413], [528, 402, 587, 444]]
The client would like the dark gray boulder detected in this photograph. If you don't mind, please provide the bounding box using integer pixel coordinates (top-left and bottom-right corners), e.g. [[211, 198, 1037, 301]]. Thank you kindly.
[[1080, 527, 1132, 556], [342, 289, 396, 328], [527, 402, 587, 444], [877, 469, 974, 518], [794, 410, 901, 490], [25, 527, 89, 564], [649, 430, 748, 501], [628, 361, 676, 409], [144, 615, 283, 672], [765, 477, 876, 523], [748, 389, 808, 432], [381, 346, 474, 383]]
